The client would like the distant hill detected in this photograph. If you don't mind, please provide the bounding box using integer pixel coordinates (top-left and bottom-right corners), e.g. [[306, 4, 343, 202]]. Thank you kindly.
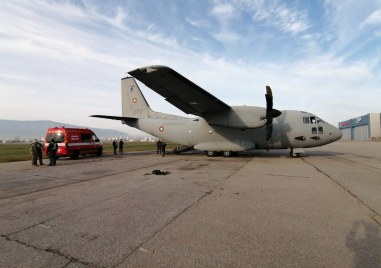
[[0, 119, 130, 141]]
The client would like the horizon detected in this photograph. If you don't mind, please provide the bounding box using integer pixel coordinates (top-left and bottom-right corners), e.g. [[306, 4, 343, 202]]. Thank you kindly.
[[1, 1, 380, 134]]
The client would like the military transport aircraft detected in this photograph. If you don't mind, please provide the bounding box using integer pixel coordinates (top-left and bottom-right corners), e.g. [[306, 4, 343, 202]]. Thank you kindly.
[[92, 65, 342, 157]]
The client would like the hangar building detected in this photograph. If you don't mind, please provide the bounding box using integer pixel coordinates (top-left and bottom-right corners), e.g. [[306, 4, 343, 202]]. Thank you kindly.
[[338, 113, 381, 141]]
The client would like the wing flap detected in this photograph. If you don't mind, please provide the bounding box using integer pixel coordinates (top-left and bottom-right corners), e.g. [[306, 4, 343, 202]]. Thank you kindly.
[[128, 65, 230, 117]]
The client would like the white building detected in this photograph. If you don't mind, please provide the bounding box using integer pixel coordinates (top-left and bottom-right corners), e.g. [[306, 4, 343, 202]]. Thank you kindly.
[[338, 113, 381, 141]]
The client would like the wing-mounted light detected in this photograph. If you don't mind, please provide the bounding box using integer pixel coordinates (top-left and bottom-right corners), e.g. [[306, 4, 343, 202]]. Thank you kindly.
[[265, 86, 281, 141]]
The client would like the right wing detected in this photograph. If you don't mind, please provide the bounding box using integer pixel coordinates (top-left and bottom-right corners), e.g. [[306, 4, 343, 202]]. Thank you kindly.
[[128, 65, 231, 117]]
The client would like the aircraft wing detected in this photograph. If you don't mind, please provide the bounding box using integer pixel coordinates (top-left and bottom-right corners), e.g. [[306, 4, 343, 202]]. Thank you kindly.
[[128, 65, 231, 117]]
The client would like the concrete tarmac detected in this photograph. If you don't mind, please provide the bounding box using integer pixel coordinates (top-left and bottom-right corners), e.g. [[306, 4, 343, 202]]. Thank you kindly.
[[0, 142, 380, 267]]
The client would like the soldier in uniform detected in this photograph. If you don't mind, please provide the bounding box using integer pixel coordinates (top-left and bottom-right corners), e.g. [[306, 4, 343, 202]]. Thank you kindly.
[[161, 141, 167, 157], [112, 139, 118, 155], [156, 139, 162, 155], [119, 139, 124, 155], [36, 140, 44, 165], [30, 139, 39, 166], [47, 139, 58, 166]]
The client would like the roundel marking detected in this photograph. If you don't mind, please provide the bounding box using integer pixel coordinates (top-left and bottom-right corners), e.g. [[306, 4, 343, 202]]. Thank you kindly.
[[159, 126, 164, 132], [132, 98, 137, 103]]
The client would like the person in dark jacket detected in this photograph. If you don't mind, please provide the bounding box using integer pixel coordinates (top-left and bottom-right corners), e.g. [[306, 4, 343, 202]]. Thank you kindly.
[[161, 141, 167, 157], [156, 139, 162, 155], [112, 139, 118, 155], [47, 139, 58, 166], [119, 139, 124, 155], [36, 140, 44, 165]]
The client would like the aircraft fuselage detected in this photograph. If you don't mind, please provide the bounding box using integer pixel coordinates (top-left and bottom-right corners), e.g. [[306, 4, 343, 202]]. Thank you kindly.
[[126, 108, 342, 153]]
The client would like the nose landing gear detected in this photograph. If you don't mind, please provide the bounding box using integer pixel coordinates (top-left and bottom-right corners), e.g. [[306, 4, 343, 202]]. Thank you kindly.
[[290, 148, 304, 158]]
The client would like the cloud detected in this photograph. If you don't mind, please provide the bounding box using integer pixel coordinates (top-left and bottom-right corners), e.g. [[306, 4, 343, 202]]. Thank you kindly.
[[0, 0, 379, 132], [361, 9, 381, 26], [234, 0, 310, 34], [211, 2, 235, 18]]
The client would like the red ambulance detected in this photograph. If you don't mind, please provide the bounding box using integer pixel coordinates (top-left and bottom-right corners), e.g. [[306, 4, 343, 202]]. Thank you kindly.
[[44, 127, 103, 159]]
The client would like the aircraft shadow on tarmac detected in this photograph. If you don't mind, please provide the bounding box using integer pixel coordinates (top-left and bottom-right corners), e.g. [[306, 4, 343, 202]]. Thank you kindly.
[[54, 149, 344, 162]]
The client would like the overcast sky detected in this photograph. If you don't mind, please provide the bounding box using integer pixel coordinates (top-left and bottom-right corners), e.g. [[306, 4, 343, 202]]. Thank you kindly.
[[0, 0, 380, 135]]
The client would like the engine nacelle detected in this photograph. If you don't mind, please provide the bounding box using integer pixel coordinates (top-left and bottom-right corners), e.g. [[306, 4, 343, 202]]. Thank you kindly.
[[205, 106, 267, 129]]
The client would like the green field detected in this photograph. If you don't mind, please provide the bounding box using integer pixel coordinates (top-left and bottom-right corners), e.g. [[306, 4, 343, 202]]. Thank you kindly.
[[0, 142, 178, 163]]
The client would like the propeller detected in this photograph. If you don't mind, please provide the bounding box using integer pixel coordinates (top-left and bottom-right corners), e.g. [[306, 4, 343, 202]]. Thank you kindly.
[[265, 86, 281, 141]]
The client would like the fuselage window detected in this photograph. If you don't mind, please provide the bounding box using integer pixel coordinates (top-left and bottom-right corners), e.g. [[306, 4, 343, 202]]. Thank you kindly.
[[312, 127, 317, 134], [318, 127, 323, 134], [303, 117, 309, 124]]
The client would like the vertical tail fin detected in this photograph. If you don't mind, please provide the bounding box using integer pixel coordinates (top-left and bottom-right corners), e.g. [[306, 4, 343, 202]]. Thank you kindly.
[[121, 77, 151, 118]]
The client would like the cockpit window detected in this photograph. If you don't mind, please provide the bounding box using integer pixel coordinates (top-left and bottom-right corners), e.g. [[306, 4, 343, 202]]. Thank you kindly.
[[303, 116, 325, 124]]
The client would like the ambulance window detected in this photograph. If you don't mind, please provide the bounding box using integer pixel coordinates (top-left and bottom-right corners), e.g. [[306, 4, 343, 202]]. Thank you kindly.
[[81, 134, 92, 142], [46, 133, 64, 143], [303, 117, 309, 124], [92, 134, 99, 142], [312, 127, 317, 134]]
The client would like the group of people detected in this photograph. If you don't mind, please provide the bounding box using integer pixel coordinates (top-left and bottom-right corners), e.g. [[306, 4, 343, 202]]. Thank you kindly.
[[112, 139, 124, 155], [30, 138, 57, 166], [156, 139, 167, 156], [31, 137, 168, 166]]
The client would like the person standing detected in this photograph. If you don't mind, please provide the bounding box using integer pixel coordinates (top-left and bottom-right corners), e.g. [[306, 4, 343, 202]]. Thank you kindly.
[[47, 139, 58, 166], [156, 139, 162, 155], [119, 139, 124, 155], [112, 139, 118, 155], [36, 140, 44, 165], [30, 139, 39, 166], [161, 141, 167, 157]]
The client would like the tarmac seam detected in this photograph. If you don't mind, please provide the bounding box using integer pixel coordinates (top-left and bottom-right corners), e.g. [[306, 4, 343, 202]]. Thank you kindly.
[[0, 233, 95, 268], [302, 158, 381, 227], [3, 177, 162, 238], [113, 157, 252, 267], [327, 152, 381, 173]]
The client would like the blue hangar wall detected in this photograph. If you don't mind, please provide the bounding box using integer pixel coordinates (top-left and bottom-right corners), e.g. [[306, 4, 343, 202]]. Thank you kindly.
[[338, 113, 381, 141]]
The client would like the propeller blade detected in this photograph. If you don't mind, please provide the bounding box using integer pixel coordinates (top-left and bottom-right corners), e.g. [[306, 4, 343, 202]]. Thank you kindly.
[[266, 124, 273, 142], [265, 86, 273, 111], [264, 86, 281, 141]]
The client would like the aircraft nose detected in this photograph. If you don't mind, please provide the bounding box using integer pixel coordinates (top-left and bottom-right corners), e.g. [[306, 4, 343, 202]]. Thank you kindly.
[[330, 126, 342, 141]]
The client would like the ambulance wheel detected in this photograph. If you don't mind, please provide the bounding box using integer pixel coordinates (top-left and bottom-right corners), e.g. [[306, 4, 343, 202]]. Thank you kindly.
[[71, 150, 80, 159], [206, 151, 216, 157], [223, 151, 233, 157], [96, 148, 103, 156]]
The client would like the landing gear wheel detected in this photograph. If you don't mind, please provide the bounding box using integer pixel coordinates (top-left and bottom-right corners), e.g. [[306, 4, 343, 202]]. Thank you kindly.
[[223, 151, 233, 157], [290, 149, 300, 158], [206, 151, 216, 157]]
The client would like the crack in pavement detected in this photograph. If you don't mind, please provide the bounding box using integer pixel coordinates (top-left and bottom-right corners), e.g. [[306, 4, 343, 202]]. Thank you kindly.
[[302, 158, 381, 227]]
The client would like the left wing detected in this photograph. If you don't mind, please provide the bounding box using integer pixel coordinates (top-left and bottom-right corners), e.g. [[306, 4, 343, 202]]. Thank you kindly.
[[128, 65, 230, 117]]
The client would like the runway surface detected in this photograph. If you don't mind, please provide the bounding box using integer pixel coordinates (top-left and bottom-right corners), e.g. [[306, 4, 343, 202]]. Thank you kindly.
[[0, 142, 380, 267]]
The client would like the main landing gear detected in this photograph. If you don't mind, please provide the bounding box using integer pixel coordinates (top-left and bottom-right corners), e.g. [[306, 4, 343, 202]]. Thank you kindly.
[[206, 151, 234, 157]]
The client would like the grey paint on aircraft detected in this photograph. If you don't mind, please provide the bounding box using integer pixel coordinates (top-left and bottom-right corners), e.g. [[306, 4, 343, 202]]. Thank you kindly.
[[92, 66, 342, 157]]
